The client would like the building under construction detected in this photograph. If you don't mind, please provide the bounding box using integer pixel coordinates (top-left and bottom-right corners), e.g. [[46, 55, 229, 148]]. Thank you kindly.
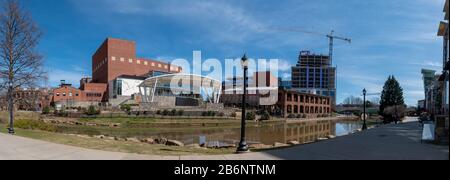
[[292, 51, 337, 108]]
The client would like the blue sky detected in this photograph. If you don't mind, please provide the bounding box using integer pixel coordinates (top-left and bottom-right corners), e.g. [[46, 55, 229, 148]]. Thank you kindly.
[[21, 0, 446, 106]]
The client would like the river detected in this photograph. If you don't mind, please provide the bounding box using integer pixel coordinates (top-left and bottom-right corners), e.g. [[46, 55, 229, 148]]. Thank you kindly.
[[151, 119, 362, 146]]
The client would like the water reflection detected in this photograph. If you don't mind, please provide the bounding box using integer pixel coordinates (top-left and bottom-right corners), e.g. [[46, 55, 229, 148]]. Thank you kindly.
[[153, 120, 362, 146]]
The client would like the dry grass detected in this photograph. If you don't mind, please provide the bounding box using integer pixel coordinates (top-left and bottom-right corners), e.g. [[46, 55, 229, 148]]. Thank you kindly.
[[0, 126, 235, 156]]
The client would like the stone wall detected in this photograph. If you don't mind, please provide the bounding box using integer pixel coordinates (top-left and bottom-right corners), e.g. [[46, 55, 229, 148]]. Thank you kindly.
[[55, 101, 101, 109]]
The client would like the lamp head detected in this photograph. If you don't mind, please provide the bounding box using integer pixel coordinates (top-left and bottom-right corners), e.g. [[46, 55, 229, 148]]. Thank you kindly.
[[241, 54, 249, 68]]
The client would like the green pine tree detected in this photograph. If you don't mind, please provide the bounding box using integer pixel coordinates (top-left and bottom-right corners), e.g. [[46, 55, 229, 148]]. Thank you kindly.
[[379, 76, 405, 122]]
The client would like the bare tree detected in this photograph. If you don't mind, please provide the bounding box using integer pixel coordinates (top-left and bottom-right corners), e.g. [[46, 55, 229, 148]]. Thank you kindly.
[[343, 95, 363, 105], [0, 0, 45, 134]]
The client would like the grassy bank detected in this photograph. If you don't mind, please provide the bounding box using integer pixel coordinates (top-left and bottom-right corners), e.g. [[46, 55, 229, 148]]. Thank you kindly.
[[0, 124, 235, 156]]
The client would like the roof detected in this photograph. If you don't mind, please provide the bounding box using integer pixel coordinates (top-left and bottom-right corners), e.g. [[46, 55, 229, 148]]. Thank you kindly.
[[139, 73, 222, 88], [116, 75, 148, 80]]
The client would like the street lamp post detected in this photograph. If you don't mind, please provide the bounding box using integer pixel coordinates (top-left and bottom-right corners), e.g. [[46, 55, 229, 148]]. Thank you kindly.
[[237, 54, 249, 153], [8, 81, 14, 134], [362, 88, 368, 131]]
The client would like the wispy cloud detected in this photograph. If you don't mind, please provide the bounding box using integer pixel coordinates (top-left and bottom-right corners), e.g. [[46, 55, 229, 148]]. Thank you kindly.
[[409, 60, 443, 68], [70, 0, 265, 44], [258, 59, 292, 72]]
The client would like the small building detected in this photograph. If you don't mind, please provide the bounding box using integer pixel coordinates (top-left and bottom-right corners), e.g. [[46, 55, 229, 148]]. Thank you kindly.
[[52, 80, 107, 108], [12, 88, 52, 111], [277, 89, 331, 118]]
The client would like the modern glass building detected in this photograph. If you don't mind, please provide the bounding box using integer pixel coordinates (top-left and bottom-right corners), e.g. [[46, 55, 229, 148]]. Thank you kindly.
[[291, 51, 337, 108]]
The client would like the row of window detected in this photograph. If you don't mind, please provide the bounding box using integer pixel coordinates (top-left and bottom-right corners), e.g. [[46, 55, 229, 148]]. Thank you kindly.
[[86, 93, 102, 97], [56, 92, 79, 97], [287, 105, 330, 114], [55, 92, 102, 98], [93, 56, 180, 73], [285, 93, 330, 105]]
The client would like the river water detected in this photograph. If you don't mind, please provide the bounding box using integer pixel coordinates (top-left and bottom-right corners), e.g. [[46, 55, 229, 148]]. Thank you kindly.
[[152, 120, 362, 146]]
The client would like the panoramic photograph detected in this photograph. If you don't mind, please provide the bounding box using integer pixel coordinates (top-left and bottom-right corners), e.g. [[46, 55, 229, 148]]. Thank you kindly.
[[0, 0, 448, 167]]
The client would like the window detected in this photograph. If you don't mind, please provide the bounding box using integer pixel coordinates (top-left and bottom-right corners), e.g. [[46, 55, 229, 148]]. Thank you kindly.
[[112, 56, 116, 61], [158, 64, 162, 68], [152, 63, 155, 67], [63, 93, 66, 97], [137, 60, 141, 64], [120, 57, 125, 62], [75, 93, 79, 97], [287, 105, 292, 114], [144, 61, 148, 66], [164, 65, 168, 69], [69, 93, 73, 97], [56, 93, 60, 96], [114, 80, 122, 96]]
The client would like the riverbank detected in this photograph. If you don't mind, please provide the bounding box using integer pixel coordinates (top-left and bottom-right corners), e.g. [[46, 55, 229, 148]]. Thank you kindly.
[[1, 120, 447, 160], [0, 127, 235, 156], [0, 111, 362, 156]]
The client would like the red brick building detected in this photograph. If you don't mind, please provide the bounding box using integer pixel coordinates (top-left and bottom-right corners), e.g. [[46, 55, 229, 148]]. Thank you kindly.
[[52, 82, 107, 107], [0, 88, 52, 111], [14, 88, 52, 111], [277, 89, 331, 117], [92, 38, 181, 101]]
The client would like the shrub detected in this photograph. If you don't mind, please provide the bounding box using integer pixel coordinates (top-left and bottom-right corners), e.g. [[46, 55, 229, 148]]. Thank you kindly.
[[208, 111, 216, 117], [42, 106, 51, 115], [156, 110, 161, 115], [15, 119, 56, 132], [246, 112, 256, 121], [55, 109, 68, 117], [302, 114, 307, 118], [177, 110, 184, 116], [260, 111, 271, 121], [230, 112, 237, 118], [162, 110, 169, 116], [86, 105, 100, 116], [202, 112, 208, 116], [217, 112, 225, 117], [171, 109, 177, 116], [120, 104, 132, 112]]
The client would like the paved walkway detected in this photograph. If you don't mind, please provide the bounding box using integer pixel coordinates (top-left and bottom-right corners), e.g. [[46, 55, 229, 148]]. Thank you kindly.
[[0, 120, 448, 160]]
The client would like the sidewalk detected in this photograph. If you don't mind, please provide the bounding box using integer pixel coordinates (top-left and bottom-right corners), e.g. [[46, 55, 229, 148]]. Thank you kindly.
[[0, 121, 448, 160], [264, 121, 449, 160]]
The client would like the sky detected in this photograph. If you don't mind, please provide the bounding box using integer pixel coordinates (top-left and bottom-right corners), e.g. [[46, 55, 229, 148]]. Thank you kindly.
[[20, 0, 447, 106]]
